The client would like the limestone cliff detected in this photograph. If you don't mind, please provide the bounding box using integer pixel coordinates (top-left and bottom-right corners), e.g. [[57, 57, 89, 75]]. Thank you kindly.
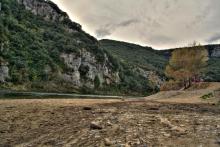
[[17, 0, 81, 31], [0, 58, 9, 83], [59, 49, 120, 89]]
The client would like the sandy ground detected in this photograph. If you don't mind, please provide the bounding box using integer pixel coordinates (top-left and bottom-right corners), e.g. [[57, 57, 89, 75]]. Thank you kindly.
[[146, 82, 220, 104], [0, 83, 220, 147], [0, 98, 220, 147]]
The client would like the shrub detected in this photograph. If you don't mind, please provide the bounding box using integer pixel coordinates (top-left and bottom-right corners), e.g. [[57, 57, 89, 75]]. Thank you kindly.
[[200, 93, 214, 100], [160, 80, 183, 91]]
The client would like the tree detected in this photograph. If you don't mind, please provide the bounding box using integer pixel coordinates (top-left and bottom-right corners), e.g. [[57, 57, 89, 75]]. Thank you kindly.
[[165, 43, 209, 89], [94, 75, 101, 88], [0, 23, 8, 51]]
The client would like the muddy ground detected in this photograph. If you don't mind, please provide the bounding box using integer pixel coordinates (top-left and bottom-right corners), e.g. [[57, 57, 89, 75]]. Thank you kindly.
[[0, 99, 220, 147]]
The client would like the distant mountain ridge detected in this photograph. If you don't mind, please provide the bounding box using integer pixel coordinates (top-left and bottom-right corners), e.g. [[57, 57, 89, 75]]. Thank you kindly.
[[100, 39, 220, 82]]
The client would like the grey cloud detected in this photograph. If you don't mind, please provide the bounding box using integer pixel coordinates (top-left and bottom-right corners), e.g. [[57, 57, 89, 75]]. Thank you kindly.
[[118, 19, 139, 27], [95, 19, 139, 38], [207, 33, 220, 42], [96, 29, 111, 38], [51, 0, 220, 49]]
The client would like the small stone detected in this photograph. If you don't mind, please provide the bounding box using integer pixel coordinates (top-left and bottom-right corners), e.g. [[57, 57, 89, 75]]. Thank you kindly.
[[90, 121, 103, 130], [106, 121, 112, 126], [171, 126, 186, 134], [94, 135, 101, 139], [125, 143, 131, 147], [163, 133, 171, 137], [104, 138, 113, 146]]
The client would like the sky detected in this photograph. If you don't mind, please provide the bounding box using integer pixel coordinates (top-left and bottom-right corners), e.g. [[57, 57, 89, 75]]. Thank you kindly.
[[51, 0, 220, 49]]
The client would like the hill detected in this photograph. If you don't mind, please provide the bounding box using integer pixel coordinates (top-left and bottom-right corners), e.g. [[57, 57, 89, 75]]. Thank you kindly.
[[100, 39, 220, 83], [0, 0, 154, 96], [0, 0, 119, 94], [100, 39, 168, 74]]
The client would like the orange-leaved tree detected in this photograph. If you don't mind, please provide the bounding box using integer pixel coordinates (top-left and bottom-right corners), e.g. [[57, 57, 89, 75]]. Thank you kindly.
[[165, 42, 209, 89]]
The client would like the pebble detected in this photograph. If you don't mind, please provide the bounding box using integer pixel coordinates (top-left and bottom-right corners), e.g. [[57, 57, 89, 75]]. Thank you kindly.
[[104, 138, 113, 146], [90, 121, 103, 130]]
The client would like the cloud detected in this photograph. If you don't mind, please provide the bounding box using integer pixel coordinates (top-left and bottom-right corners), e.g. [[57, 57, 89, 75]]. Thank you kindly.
[[207, 33, 220, 42], [51, 0, 220, 49], [95, 19, 139, 38], [95, 28, 111, 38]]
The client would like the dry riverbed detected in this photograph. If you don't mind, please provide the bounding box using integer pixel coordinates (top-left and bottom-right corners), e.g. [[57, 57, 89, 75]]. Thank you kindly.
[[0, 99, 220, 147]]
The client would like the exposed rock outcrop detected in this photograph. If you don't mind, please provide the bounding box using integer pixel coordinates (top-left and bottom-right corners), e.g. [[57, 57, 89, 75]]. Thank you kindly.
[[0, 59, 9, 83], [17, 0, 81, 31], [60, 49, 120, 89], [136, 68, 164, 88]]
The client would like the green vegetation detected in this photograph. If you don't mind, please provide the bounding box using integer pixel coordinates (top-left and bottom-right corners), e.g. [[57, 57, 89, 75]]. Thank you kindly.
[[205, 58, 220, 82], [0, 0, 98, 84], [100, 39, 168, 75], [0, 0, 154, 96], [201, 93, 214, 100], [100, 40, 163, 95]]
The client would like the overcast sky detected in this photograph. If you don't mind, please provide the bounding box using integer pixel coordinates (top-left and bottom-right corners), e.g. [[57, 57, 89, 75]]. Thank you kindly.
[[51, 0, 220, 49]]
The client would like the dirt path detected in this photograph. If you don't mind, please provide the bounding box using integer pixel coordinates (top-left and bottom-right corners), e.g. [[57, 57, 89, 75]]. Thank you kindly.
[[0, 99, 220, 147]]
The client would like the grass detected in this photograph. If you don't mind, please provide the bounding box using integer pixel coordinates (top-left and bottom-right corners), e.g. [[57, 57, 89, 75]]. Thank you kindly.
[[200, 93, 214, 100]]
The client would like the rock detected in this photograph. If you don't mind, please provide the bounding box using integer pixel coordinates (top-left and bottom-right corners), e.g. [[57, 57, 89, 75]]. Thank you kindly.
[[0, 60, 9, 83], [17, 0, 81, 30], [59, 49, 120, 89], [125, 143, 131, 147], [104, 138, 113, 146], [106, 121, 112, 126], [158, 116, 186, 134], [171, 126, 186, 134], [135, 67, 164, 88], [163, 132, 171, 137], [90, 121, 103, 130], [116, 144, 130, 147]]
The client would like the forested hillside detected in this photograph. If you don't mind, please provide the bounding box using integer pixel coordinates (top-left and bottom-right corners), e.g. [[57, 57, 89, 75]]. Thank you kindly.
[[101, 40, 220, 82], [0, 0, 154, 96]]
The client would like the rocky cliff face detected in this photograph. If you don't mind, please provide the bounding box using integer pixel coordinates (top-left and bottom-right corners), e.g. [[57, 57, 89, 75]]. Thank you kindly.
[[0, 60, 9, 83], [17, 0, 81, 31], [59, 49, 120, 89], [136, 68, 164, 89]]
